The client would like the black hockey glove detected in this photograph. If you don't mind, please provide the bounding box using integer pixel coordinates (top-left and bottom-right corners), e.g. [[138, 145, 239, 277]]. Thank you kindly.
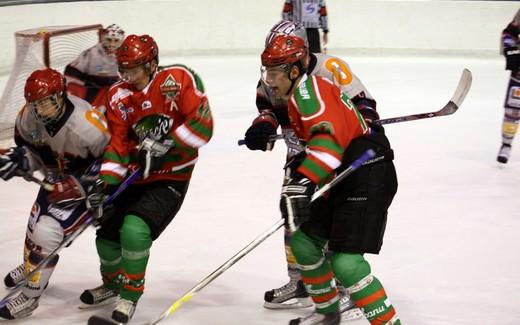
[[85, 179, 115, 225], [137, 137, 175, 179], [244, 114, 278, 151], [244, 122, 277, 151], [280, 174, 315, 232], [504, 46, 520, 71], [0, 147, 30, 181]]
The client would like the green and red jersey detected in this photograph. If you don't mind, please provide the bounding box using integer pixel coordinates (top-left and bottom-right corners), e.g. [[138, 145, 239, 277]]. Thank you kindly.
[[100, 64, 213, 185], [288, 75, 369, 184]]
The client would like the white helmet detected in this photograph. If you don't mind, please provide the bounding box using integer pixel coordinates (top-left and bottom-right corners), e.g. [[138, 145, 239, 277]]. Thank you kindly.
[[265, 20, 308, 48], [102, 24, 125, 53]]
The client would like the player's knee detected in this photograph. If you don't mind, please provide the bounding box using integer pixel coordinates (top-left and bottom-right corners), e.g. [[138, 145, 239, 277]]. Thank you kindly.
[[30, 214, 63, 254], [330, 253, 371, 287], [120, 214, 152, 251], [291, 230, 326, 266]]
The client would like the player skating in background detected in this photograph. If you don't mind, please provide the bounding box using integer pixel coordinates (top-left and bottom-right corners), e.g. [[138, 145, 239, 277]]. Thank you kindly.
[[243, 20, 377, 317], [498, 9, 520, 164], [0, 68, 110, 320], [261, 34, 400, 325], [64, 24, 124, 114], [80, 34, 213, 324]]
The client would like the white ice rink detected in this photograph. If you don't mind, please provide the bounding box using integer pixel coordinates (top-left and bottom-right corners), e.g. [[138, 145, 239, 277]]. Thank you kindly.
[[0, 54, 519, 325]]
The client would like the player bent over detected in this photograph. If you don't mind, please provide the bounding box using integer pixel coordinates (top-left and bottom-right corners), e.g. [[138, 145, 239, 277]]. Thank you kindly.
[[79, 34, 213, 324], [244, 20, 378, 316], [64, 24, 125, 113], [261, 35, 400, 325], [0, 69, 110, 319]]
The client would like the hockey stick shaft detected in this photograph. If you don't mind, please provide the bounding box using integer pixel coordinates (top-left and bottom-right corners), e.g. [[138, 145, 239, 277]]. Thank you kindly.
[[237, 68, 472, 146], [147, 150, 375, 325], [0, 169, 141, 308]]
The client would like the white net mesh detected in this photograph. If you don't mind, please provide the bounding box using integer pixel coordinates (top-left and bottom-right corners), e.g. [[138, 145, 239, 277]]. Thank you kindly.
[[0, 25, 102, 145]]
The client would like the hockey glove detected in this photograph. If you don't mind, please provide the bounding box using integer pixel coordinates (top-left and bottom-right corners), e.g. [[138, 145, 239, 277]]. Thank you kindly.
[[85, 179, 113, 224], [47, 176, 86, 209], [0, 147, 30, 181], [504, 46, 520, 71], [244, 113, 278, 151], [280, 175, 315, 232], [137, 137, 175, 179]]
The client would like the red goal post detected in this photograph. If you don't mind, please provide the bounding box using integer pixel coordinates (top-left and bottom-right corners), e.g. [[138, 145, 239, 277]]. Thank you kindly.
[[0, 24, 103, 144]]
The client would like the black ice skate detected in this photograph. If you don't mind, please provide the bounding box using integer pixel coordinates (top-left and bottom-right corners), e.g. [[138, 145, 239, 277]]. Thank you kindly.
[[497, 143, 512, 164], [264, 279, 313, 309], [79, 284, 118, 309], [112, 298, 137, 324], [3, 264, 25, 288], [289, 309, 340, 325], [0, 292, 39, 320]]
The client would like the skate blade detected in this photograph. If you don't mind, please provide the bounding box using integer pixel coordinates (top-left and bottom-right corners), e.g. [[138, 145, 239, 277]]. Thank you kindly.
[[263, 297, 313, 309], [78, 296, 117, 310], [341, 307, 364, 322]]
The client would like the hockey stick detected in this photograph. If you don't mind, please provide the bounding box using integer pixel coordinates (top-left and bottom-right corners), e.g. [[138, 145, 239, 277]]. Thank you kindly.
[[237, 68, 472, 146], [141, 149, 375, 325], [0, 169, 141, 308]]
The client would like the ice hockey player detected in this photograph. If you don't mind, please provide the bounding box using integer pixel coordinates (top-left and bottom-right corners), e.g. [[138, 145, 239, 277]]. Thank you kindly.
[[243, 20, 377, 318], [261, 34, 400, 325], [0, 68, 110, 320], [64, 24, 125, 113], [497, 9, 520, 164], [80, 34, 213, 324]]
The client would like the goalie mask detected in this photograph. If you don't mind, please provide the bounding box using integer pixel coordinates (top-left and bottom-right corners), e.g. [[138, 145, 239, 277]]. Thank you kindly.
[[24, 68, 66, 124], [265, 20, 309, 49], [101, 24, 125, 54]]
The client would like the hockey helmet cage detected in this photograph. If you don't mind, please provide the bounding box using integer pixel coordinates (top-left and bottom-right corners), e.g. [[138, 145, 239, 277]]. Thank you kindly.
[[117, 34, 159, 69], [24, 68, 65, 102], [261, 35, 307, 68], [265, 20, 308, 48]]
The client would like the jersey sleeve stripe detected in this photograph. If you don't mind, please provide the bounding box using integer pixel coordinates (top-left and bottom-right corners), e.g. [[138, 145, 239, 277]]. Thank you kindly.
[[174, 124, 208, 148], [307, 149, 342, 170], [307, 135, 344, 158], [298, 154, 334, 184], [100, 162, 128, 178]]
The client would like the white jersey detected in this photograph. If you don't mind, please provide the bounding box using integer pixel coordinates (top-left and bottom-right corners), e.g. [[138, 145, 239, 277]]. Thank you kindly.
[[65, 43, 118, 84], [256, 52, 375, 157], [15, 94, 111, 176]]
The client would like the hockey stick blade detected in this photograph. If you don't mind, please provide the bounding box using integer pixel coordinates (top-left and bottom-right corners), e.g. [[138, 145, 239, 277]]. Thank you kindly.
[[146, 150, 375, 325], [237, 68, 472, 145], [375, 68, 472, 125], [0, 169, 141, 308]]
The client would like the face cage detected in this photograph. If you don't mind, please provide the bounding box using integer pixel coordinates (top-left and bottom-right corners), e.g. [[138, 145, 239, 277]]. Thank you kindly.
[[103, 37, 123, 54], [28, 93, 64, 125]]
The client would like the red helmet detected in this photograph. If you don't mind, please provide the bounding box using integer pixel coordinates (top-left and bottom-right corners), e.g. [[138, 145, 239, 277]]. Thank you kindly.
[[261, 34, 307, 67], [24, 68, 65, 102], [117, 34, 159, 69]]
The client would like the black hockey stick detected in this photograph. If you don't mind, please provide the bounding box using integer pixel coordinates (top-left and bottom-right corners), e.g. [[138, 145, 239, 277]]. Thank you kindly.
[[136, 149, 376, 325], [0, 169, 141, 308], [237, 68, 472, 146]]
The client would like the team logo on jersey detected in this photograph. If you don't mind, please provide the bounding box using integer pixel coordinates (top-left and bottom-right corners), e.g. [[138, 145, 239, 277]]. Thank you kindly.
[[117, 103, 128, 120], [142, 100, 152, 110], [133, 114, 173, 141], [160, 75, 181, 99]]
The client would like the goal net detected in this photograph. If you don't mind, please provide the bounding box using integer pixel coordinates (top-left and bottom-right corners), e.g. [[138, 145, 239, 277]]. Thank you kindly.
[[0, 24, 103, 144]]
